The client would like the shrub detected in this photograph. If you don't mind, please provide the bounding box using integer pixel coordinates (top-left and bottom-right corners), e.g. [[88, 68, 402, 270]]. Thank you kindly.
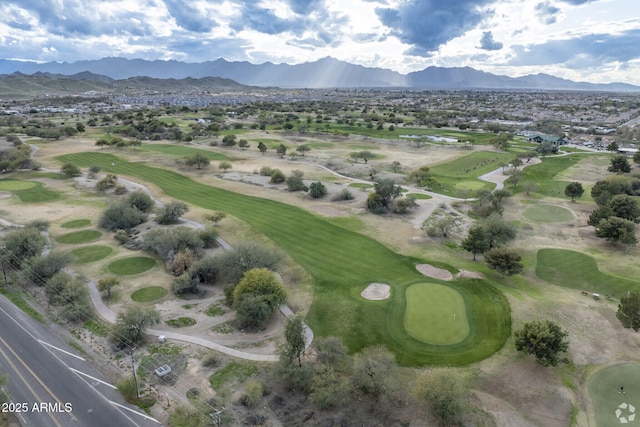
[[87, 165, 101, 179], [259, 166, 273, 176], [202, 352, 220, 368], [309, 182, 327, 198], [169, 249, 196, 276], [332, 188, 354, 201], [96, 174, 118, 191], [98, 201, 147, 231], [156, 201, 189, 225], [114, 229, 130, 244], [143, 227, 204, 260], [199, 227, 218, 248], [233, 268, 286, 318], [127, 190, 154, 213], [172, 273, 199, 295], [61, 162, 81, 177], [270, 169, 286, 183], [216, 242, 284, 285], [1, 227, 47, 269], [25, 219, 50, 231], [286, 175, 307, 192], [27, 250, 75, 286], [114, 185, 128, 195], [240, 381, 265, 407], [189, 256, 217, 283]]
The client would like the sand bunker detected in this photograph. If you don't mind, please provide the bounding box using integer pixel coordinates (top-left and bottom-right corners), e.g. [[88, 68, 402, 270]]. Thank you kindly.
[[361, 283, 391, 300], [416, 264, 454, 281]]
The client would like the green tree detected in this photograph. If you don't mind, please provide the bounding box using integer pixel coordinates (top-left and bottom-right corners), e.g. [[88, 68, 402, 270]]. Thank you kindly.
[[216, 242, 284, 285], [276, 143, 287, 158], [286, 175, 307, 192], [184, 152, 210, 169], [98, 202, 147, 231], [633, 150, 640, 165], [352, 345, 397, 401], [219, 161, 232, 172], [595, 216, 638, 245], [535, 141, 558, 156], [608, 194, 640, 222], [482, 214, 516, 248], [617, 292, 640, 331], [564, 182, 584, 202], [157, 201, 189, 225], [607, 141, 620, 153], [127, 190, 154, 213], [1, 227, 47, 269], [609, 155, 631, 174], [296, 145, 310, 157], [309, 181, 327, 198], [270, 169, 286, 183], [391, 161, 402, 173], [233, 268, 286, 329], [221, 134, 237, 146], [283, 314, 306, 367], [414, 370, 466, 426], [514, 320, 569, 366], [484, 247, 523, 278], [357, 150, 375, 164], [26, 250, 75, 286], [461, 226, 490, 260], [257, 142, 267, 154], [61, 162, 81, 177], [113, 306, 160, 347], [368, 178, 402, 214], [238, 139, 249, 149], [407, 166, 433, 187], [97, 277, 119, 298]]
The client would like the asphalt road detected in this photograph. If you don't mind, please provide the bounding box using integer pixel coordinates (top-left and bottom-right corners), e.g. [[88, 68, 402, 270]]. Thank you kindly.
[[0, 293, 160, 427]]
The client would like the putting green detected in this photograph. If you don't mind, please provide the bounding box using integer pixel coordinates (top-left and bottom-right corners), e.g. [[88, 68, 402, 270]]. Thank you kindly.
[[56, 230, 103, 244], [404, 283, 469, 345], [61, 219, 91, 228], [588, 364, 640, 426], [108, 257, 156, 275], [131, 286, 167, 302], [70, 245, 112, 263], [523, 204, 574, 222], [0, 179, 37, 191]]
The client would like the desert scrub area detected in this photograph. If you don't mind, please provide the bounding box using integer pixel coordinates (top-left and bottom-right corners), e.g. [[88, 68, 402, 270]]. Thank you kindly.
[[2, 101, 640, 427]]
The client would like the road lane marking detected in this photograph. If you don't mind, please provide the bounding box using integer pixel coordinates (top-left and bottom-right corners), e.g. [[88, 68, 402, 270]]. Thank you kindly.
[[0, 337, 64, 427], [38, 340, 86, 361], [109, 400, 161, 423], [68, 368, 117, 389]]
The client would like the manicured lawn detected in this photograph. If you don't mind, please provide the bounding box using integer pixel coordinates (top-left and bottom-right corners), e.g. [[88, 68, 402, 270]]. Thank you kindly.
[[166, 317, 197, 327], [523, 204, 574, 222], [71, 245, 113, 263], [61, 219, 91, 228], [0, 178, 59, 202], [588, 364, 640, 426], [536, 249, 639, 295], [138, 144, 228, 160], [108, 257, 156, 275], [56, 230, 103, 244], [404, 283, 469, 345], [518, 154, 596, 198], [58, 151, 511, 366], [131, 286, 167, 302]]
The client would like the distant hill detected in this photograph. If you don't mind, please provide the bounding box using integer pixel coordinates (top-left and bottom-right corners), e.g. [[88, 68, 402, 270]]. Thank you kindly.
[[1, 57, 638, 92], [0, 71, 252, 97]]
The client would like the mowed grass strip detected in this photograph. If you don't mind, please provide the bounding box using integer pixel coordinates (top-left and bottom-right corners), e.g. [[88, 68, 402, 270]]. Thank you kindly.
[[404, 283, 469, 345], [131, 286, 167, 302], [61, 219, 91, 228], [56, 230, 103, 244], [138, 144, 228, 160], [108, 257, 156, 275], [537, 248, 639, 295], [71, 245, 112, 263], [0, 179, 37, 190], [58, 152, 511, 366], [523, 204, 574, 222]]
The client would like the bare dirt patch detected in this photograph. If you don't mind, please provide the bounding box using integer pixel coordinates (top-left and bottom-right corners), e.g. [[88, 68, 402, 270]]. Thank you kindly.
[[416, 263, 454, 280], [360, 283, 391, 300]]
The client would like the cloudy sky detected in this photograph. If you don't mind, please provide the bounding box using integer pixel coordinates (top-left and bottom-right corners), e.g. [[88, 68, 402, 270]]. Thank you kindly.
[[1, 0, 640, 85]]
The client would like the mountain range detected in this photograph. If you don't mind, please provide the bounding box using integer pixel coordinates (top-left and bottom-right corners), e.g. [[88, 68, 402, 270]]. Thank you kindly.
[[1, 57, 639, 92]]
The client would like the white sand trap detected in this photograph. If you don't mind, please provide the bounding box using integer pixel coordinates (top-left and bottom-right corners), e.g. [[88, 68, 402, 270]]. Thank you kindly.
[[416, 264, 453, 281], [361, 283, 391, 300]]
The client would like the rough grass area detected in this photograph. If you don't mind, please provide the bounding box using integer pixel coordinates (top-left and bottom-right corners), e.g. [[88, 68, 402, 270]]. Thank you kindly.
[[108, 257, 156, 275], [83, 319, 109, 336], [0, 288, 44, 322], [536, 248, 639, 295], [405, 193, 432, 199], [519, 154, 594, 198], [56, 230, 103, 244], [166, 317, 196, 327], [138, 144, 228, 160], [57, 151, 512, 366], [522, 204, 574, 222], [131, 286, 167, 302], [404, 283, 469, 345], [61, 219, 91, 228], [71, 245, 113, 263], [209, 362, 258, 390], [588, 364, 640, 426], [0, 178, 59, 202]]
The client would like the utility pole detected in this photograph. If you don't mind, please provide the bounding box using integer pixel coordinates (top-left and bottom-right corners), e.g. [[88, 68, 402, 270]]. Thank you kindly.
[[130, 348, 140, 398]]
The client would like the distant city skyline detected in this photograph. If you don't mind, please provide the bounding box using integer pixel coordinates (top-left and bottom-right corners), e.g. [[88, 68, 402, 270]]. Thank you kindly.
[[1, 0, 639, 85]]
